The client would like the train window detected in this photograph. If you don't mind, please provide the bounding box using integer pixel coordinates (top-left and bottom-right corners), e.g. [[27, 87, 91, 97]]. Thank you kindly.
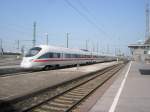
[[144, 51, 148, 54], [57, 53, 61, 58], [77, 54, 80, 58], [39, 52, 61, 59], [71, 54, 75, 58], [64, 54, 87, 58], [38, 53, 50, 59], [77, 54, 79, 58], [72, 54, 77, 58], [98, 56, 104, 58], [49, 53, 53, 58], [65, 54, 71, 58], [83, 55, 85, 58], [70, 54, 74, 58], [53, 53, 60, 58], [25, 47, 41, 57], [86, 55, 90, 58], [78, 55, 81, 58]]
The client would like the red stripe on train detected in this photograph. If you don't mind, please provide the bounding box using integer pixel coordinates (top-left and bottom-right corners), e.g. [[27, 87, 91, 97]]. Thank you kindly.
[[33, 58, 94, 62]]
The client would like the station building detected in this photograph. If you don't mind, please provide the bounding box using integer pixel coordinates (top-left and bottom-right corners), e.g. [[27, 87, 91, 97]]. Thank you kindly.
[[128, 3, 150, 62], [128, 39, 150, 62]]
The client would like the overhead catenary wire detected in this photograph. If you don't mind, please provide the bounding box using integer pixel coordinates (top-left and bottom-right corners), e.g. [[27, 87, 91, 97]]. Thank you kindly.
[[0, 23, 46, 45], [77, 0, 106, 33], [64, 0, 110, 38], [1, 25, 31, 36], [77, 0, 98, 22]]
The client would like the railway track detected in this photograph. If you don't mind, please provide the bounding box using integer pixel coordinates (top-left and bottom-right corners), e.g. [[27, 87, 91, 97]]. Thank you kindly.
[[0, 68, 42, 77], [27, 64, 123, 112], [0, 65, 72, 76], [0, 66, 73, 77], [0, 58, 21, 66], [0, 62, 125, 112], [0, 61, 112, 77]]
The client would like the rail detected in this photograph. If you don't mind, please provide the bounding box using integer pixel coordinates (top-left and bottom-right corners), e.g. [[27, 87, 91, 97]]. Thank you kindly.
[[0, 62, 125, 112]]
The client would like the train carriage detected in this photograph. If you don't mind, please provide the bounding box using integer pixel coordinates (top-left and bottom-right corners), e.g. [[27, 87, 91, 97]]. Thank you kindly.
[[20, 45, 116, 69]]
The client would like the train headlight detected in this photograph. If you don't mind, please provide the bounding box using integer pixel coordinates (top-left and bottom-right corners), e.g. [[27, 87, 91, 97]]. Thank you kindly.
[[29, 59, 33, 62]]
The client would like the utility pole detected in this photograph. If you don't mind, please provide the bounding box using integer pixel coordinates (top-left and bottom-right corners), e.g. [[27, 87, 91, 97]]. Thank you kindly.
[[115, 48, 117, 56], [92, 42, 95, 52], [45, 33, 48, 45], [66, 32, 69, 48], [96, 41, 99, 53], [0, 38, 3, 55], [86, 40, 88, 50], [0, 39, 2, 50], [21, 45, 25, 56], [145, 3, 150, 40], [33, 22, 36, 47], [107, 44, 109, 54], [17, 40, 20, 50]]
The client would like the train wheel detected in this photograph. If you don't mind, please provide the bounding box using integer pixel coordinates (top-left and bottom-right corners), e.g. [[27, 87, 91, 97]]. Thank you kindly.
[[55, 64, 60, 68], [43, 65, 52, 70]]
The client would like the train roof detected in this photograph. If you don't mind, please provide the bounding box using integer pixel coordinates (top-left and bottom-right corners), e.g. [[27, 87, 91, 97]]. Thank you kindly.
[[34, 45, 115, 57], [36, 45, 91, 55]]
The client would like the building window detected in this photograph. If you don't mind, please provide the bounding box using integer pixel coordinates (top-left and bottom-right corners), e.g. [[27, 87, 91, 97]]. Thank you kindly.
[[144, 51, 147, 54]]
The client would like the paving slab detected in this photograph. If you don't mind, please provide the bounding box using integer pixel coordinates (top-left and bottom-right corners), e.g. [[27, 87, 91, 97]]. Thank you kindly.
[[0, 61, 118, 101], [89, 61, 150, 112], [0, 57, 21, 66]]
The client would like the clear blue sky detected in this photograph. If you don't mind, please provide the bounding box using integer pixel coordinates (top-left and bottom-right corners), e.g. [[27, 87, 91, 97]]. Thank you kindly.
[[0, 0, 148, 55]]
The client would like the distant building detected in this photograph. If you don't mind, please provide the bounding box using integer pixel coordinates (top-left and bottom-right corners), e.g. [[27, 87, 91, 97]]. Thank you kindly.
[[128, 43, 150, 62], [128, 3, 150, 62]]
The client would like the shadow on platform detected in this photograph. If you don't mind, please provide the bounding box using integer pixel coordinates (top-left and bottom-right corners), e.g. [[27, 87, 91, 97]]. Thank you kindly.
[[139, 69, 150, 75], [0, 100, 20, 112]]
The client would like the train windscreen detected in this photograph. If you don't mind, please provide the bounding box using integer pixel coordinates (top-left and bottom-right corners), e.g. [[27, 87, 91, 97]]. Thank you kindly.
[[25, 47, 41, 57]]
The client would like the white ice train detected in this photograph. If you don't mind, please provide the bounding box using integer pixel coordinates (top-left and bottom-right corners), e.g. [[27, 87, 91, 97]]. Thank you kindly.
[[20, 45, 116, 69]]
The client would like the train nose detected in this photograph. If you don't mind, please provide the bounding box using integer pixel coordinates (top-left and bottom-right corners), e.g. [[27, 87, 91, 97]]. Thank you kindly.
[[20, 58, 33, 68]]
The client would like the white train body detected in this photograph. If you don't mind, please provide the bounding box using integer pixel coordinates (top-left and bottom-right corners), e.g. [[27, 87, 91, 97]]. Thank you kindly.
[[20, 45, 116, 69]]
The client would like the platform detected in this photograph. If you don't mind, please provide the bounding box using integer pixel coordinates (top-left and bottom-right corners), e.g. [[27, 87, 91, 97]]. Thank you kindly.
[[0, 61, 118, 101], [89, 61, 150, 112], [0, 57, 21, 66]]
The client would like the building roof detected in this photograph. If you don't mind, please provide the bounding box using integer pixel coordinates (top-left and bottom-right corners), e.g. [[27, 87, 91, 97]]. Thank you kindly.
[[128, 43, 150, 48], [128, 37, 150, 48], [128, 44, 150, 47]]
